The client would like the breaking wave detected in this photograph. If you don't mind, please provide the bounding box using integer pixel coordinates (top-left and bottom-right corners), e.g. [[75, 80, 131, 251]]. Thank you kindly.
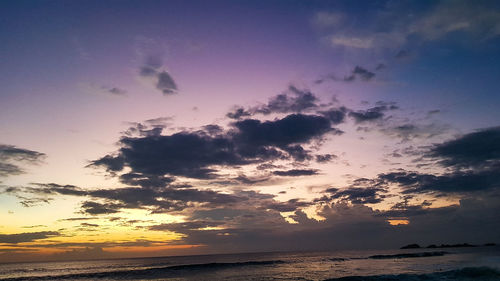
[[325, 266, 500, 281], [0, 260, 286, 281]]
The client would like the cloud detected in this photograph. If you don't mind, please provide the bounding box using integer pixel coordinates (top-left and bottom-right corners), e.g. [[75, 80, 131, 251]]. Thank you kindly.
[[0, 163, 23, 178], [409, 0, 500, 41], [272, 169, 319, 177], [226, 86, 321, 119], [348, 103, 398, 124], [317, 184, 387, 205], [139, 56, 178, 95], [315, 66, 377, 84], [106, 87, 127, 96], [381, 168, 500, 195], [156, 71, 178, 95], [318, 107, 347, 124], [149, 221, 225, 232], [81, 201, 122, 215], [233, 114, 338, 149], [0, 144, 45, 178], [428, 126, 500, 169], [381, 123, 450, 141], [122, 117, 172, 137], [330, 36, 376, 49], [256, 86, 319, 114], [0, 231, 59, 244], [315, 154, 337, 163], [263, 199, 312, 212], [313, 11, 345, 28], [319, 0, 500, 53], [14, 183, 258, 214], [91, 132, 243, 179], [89, 113, 340, 179], [226, 107, 252, 119], [144, 195, 500, 253], [344, 66, 375, 82]]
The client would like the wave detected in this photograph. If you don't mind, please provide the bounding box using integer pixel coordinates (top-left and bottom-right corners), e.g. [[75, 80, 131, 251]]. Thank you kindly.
[[0, 260, 286, 281], [368, 251, 448, 259], [324, 266, 500, 281]]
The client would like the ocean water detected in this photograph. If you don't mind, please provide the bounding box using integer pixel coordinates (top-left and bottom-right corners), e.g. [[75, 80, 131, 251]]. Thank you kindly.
[[0, 246, 499, 280]]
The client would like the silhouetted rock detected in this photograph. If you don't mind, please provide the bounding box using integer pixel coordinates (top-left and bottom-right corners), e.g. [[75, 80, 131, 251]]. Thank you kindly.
[[484, 243, 496, 246], [369, 251, 448, 259], [400, 244, 420, 249], [432, 243, 477, 248]]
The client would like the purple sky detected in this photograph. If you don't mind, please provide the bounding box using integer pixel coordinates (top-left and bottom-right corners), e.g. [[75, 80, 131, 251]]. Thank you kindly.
[[1, 0, 500, 262]]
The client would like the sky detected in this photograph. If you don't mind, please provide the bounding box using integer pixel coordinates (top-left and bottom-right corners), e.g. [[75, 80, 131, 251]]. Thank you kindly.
[[1, 0, 500, 263]]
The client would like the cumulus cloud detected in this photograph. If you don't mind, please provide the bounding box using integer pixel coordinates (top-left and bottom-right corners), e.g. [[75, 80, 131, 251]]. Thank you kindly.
[[89, 113, 341, 180]]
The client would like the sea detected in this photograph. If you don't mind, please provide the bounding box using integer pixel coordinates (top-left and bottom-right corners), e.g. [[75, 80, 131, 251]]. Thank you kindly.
[[1, 246, 499, 280]]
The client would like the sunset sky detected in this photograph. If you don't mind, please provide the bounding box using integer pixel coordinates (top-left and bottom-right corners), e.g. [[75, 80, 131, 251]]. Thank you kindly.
[[1, 0, 500, 263]]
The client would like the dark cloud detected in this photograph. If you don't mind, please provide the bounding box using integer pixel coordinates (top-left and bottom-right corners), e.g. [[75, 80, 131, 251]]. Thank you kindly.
[[380, 168, 500, 194], [318, 107, 348, 125], [381, 123, 449, 141], [395, 50, 411, 59], [149, 221, 225, 232], [263, 198, 312, 212], [0, 144, 45, 178], [319, 187, 387, 204], [233, 114, 337, 149], [0, 145, 45, 162], [80, 223, 99, 227], [108, 87, 126, 96], [156, 71, 178, 95], [90, 113, 340, 180], [272, 169, 319, 177], [233, 174, 270, 185], [226, 107, 252, 119], [348, 103, 398, 124], [119, 173, 175, 189], [429, 126, 500, 169], [104, 133, 242, 179], [24, 183, 251, 214], [255, 86, 319, 115], [87, 155, 125, 173], [227, 86, 322, 119], [32, 183, 87, 196], [98, 86, 127, 96], [0, 231, 59, 244], [122, 118, 172, 137], [315, 154, 337, 163], [316, 66, 377, 84], [81, 201, 122, 215], [345, 66, 375, 81], [139, 57, 178, 95], [0, 162, 23, 178]]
